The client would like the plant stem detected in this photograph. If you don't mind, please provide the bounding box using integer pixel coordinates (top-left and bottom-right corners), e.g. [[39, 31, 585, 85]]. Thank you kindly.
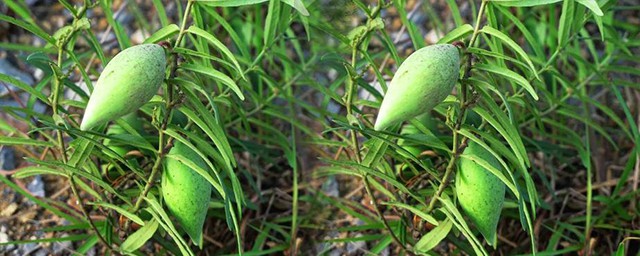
[[425, 0, 487, 214], [69, 175, 115, 251], [363, 176, 407, 251], [347, 47, 362, 163], [53, 49, 68, 164], [123, 0, 192, 231], [53, 30, 113, 251], [346, 7, 408, 251], [468, 0, 487, 48], [175, 0, 194, 48]]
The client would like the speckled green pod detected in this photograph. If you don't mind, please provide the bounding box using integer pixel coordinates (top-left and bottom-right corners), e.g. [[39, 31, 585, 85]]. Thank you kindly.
[[162, 142, 211, 247], [80, 44, 166, 131], [374, 44, 460, 131], [455, 142, 505, 247]]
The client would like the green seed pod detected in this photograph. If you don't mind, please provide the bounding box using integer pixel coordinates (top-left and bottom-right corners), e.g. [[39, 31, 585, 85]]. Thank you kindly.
[[80, 44, 166, 131], [374, 44, 460, 131], [103, 113, 144, 157], [455, 142, 505, 247], [397, 114, 436, 158], [162, 142, 211, 247], [104, 125, 129, 157]]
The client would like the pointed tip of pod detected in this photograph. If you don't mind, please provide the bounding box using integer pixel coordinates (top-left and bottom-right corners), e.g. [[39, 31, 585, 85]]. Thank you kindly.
[[79, 123, 89, 131], [373, 118, 389, 131], [80, 116, 96, 131], [188, 228, 204, 248]]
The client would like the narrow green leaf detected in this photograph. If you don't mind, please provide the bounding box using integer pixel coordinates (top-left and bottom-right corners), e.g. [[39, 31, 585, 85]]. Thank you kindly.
[[197, 0, 309, 15], [121, 219, 159, 252], [444, 0, 464, 27], [4, 0, 35, 23], [199, 7, 251, 58], [382, 202, 438, 225], [474, 63, 539, 100], [415, 219, 453, 252], [186, 26, 245, 80], [489, 0, 562, 7], [439, 197, 488, 256], [100, 0, 131, 49], [394, 0, 425, 49], [437, 24, 474, 44], [458, 128, 519, 199], [264, 0, 281, 48], [177, 89, 236, 167], [289, 0, 310, 16], [144, 24, 180, 44], [0, 174, 81, 223], [0, 118, 17, 133], [13, 166, 65, 178], [144, 200, 194, 256], [0, 136, 55, 147], [558, 0, 575, 47], [151, 0, 169, 27], [0, 73, 49, 104], [180, 63, 245, 100], [163, 131, 225, 197], [493, 5, 545, 58], [473, 107, 530, 169], [480, 26, 539, 80], [0, 14, 55, 45], [575, 0, 603, 16], [88, 202, 144, 226]]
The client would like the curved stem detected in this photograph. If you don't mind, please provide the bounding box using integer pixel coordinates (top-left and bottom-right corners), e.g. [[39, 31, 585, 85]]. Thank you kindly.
[[363, 176, 407, 251], [425, 0, 487, 214], [53, 49, 68, 164], [348, 6, 410, 252], [52, 8, 114, 249], [468, 1, 487, 48], [69, 176, 114, 251], [175, 0, 194, 48], [123, 0, 192, 231]]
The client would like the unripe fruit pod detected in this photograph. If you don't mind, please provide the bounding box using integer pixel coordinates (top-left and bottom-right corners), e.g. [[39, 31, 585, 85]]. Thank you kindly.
[[455, 142, 505, 247], [162, 142, 212, 247], [397, 114, 436, 158], [103, 113, 144, 157], [374, 44, 460, 131], [104, 125, 129, 157], [81, 44, 166, 131]]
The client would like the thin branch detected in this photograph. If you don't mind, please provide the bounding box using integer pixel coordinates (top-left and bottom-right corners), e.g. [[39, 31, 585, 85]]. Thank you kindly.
[[425, 1, 487, 214]]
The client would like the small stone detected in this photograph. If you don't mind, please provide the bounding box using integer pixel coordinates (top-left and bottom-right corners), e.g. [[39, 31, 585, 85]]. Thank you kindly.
[[18, 210, 37, 223], [322, 176, 340, 197], [27, 176, 45, 197], [346, 233, 367, 255], [17, 243, 37, 255], [0, 59, 34, 97], [52, 234, 72, 254], [0, 147, 15, 170], [1, 203, 17, 217], [34, 249, 48, 256], [85, 246, 96, 256], [0, 227, 16, 252]]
